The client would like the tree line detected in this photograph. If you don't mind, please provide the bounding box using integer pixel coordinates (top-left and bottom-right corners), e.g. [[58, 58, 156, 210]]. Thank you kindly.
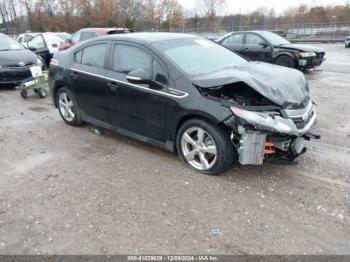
[[1, 0, 350, 34]]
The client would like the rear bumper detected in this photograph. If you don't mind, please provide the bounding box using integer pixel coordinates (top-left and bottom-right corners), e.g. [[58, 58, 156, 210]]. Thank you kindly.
[[0, 67, 32, 84]]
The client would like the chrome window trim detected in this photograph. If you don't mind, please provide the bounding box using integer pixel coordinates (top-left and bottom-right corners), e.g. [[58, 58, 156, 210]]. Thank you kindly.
[[71, 68, 189, 99]]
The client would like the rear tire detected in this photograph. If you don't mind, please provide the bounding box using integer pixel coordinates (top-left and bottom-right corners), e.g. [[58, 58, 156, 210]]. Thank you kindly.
[[274, 55, 296, 68], [56, 87, 82, 126], [176, 119, 234, 176]]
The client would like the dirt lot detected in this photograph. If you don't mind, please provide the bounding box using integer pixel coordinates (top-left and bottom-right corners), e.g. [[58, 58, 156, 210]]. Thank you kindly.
[[0, 44, 349, 255]]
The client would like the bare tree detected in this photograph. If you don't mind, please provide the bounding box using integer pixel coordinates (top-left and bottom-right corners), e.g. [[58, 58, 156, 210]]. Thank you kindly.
[[195, 0, 226, 16]]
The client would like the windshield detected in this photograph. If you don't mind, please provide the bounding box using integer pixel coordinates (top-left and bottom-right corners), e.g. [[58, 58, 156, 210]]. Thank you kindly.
[[153, 38, 247, 76], [260, 31, 290, 46], [0, 35, 24, 51]]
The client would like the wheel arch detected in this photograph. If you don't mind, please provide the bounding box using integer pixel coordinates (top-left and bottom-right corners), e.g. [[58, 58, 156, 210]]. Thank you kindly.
[[274, 52, 297, 62], [172, 113, 229, 152], [53, 81, 70, 107]]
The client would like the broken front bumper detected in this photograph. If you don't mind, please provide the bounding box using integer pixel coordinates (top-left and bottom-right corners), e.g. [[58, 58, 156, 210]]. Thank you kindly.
[[227, 101, 318, 165]]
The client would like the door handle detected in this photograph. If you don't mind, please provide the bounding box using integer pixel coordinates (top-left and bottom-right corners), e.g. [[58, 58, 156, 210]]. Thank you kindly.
[[108, 82, 119, 91], [70, 71, 79, 80]]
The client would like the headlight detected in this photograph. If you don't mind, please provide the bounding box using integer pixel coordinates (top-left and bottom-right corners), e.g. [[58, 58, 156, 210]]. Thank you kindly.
[[230, 106, 299, 135], [299, 52, 316, 58], [36, 57, 43, 67]]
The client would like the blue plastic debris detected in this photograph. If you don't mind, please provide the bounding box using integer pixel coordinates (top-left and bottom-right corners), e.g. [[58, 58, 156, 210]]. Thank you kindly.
[[211, 228, 221, 236]]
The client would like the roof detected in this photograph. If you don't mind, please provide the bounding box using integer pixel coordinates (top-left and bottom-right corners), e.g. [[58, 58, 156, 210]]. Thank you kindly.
[[100, 32, 197, 43], [79, 27, 132, 35]]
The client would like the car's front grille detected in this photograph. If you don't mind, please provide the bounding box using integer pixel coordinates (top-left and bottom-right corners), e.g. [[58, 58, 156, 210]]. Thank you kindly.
[[283, 101, 314, 130]]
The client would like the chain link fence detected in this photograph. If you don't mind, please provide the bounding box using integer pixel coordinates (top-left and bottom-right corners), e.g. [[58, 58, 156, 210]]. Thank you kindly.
[[168, 22, 350, 42]]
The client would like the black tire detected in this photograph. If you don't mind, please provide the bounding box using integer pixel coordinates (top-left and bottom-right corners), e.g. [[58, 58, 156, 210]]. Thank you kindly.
[[274, 55, 296, 68], [176, 119, 235, 176], [38, 88, 47, 98], [20, 89, 28, 99], [56, 87, 82, 126]]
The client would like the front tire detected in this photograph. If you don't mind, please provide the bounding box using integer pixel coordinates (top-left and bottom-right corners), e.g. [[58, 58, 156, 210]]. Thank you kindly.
[[176, 119, 234, 175], [274, 55, 296, 68], [56, 87, 82, 126]]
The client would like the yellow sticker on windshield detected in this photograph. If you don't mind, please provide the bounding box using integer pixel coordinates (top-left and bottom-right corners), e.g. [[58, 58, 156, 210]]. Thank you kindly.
[[195, 39, 215, 48]]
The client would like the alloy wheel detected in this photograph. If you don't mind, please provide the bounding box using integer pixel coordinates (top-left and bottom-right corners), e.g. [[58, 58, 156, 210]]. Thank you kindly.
[[181, 127, 217, 171], [58, 92, 75, 122]]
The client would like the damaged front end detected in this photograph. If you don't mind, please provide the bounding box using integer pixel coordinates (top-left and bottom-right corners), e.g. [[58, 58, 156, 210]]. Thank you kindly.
[[225, 102, 318, 165], [193, 63, 320, 165]]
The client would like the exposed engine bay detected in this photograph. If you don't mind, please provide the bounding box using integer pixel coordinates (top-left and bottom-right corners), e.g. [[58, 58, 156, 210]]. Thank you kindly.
[[199, 81, 276, 108]]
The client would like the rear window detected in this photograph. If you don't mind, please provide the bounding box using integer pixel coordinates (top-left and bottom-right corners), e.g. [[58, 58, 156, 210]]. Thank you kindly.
[[80, 32, 98, 41]]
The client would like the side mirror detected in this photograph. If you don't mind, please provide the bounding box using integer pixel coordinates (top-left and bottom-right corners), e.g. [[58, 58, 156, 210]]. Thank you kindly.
[[126, 69, 163, 90], [258, 42, 268, 48]]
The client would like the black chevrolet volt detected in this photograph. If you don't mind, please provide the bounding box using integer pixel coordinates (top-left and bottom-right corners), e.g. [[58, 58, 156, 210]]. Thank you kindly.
[[49, 33, 319, 175]]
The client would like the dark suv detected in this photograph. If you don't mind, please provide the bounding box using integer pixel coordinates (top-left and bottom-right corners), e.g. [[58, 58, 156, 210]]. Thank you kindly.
[[49, 33, 319, 175]]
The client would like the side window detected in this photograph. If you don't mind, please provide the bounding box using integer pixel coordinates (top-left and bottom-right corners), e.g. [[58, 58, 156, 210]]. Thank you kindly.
[[113, 44, 168, 86], [113, 45, 152, 74], [75, 50, 83, 63], [18, 37, 23, 43], [81, 43, 107, 68], [71, 32, 81, 44], [223, 34, 243, 45], [153, 60, 168, 86], [246, 34, 266, 45], [27, 35, 46, 49], [24, 34, 33, 42]]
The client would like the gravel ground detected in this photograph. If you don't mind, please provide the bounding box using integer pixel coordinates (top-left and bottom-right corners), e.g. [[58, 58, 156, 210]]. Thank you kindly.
[[0, 43, 349, 255]]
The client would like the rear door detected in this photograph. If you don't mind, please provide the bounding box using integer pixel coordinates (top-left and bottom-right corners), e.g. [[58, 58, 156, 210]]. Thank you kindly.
[[70, 41, 110, 123], [243, 33, 272, 62], [106, 42, 169, 142], [219, 33, 245, 54]]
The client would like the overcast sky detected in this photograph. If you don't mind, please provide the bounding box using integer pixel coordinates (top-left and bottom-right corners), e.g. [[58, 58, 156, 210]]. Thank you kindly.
[[179, 0, 349, 14]]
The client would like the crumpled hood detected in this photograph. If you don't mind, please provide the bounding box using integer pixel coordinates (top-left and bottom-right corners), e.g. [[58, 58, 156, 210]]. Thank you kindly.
[[192, 62, 309, 107], [278, 43, 324, 53], [0, 49, 37, 66]]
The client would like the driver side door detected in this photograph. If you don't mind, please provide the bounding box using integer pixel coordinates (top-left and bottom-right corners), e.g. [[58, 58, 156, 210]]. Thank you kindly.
[[106, 42, 169, 142], [243, 33, 272, 62]]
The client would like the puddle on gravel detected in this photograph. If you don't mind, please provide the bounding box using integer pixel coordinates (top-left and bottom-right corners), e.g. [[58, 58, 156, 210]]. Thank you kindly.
[[28, 106, 50, 112]]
